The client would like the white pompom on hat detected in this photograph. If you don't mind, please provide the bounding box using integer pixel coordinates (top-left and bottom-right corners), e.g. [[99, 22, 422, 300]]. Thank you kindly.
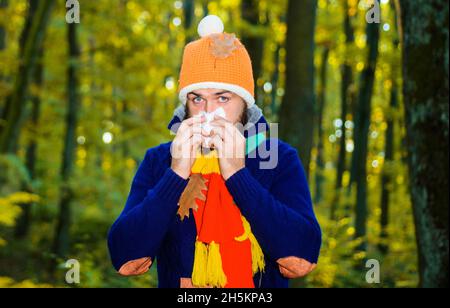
[[197, 15, 224, 38]]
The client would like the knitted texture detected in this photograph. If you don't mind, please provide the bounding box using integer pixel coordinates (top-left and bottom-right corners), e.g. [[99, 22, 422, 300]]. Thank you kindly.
[[178, 16, 255, 106]]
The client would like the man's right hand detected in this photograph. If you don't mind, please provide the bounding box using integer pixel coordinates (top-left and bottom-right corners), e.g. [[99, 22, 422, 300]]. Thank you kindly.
[[170, 116, 206, 179]]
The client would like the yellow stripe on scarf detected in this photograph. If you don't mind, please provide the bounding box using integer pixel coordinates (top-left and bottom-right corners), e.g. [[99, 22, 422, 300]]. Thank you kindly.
[[191, 150, 221, 174], [235, 216, 265, 274]]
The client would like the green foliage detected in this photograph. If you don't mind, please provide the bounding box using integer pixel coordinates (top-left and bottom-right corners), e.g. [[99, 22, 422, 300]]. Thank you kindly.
[[0, 154, 32, 193], [0, 0, 426, 288], [0, 191, 40, 286]]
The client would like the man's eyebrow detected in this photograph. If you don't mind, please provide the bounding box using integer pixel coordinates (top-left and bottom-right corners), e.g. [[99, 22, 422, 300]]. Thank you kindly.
[[187, 91, 231, 97], [214, 91, 232, 96]]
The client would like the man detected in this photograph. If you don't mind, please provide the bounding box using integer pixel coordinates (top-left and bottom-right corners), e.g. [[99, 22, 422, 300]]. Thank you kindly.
[[108, 15, 321, 288]]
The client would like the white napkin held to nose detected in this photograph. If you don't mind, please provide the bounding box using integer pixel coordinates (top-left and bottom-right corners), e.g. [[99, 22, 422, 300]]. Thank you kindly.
[[194, 107, 226, 148]]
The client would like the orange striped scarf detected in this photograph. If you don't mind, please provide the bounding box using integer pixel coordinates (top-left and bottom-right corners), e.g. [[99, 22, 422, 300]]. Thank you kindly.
[[188, 150, 265, 288]]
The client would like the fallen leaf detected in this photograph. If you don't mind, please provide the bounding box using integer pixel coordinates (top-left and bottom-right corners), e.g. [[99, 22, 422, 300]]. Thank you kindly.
[[210, 33, 241, 59], [178, 174, 208, 221]]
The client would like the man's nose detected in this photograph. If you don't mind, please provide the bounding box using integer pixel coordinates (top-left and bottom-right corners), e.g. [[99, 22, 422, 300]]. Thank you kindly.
[[205, 101, 218, 113]]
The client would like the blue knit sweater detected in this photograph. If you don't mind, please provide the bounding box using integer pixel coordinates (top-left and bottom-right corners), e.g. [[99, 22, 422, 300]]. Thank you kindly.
[[108, 113, 321, 288]]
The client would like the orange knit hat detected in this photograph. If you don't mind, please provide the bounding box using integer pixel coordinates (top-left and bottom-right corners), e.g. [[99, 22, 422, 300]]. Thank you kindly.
[[178, 15, 255, 107]]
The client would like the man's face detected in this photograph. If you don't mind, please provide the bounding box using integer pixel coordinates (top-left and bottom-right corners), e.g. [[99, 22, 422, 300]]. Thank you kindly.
[[185, 88, 246, 125]]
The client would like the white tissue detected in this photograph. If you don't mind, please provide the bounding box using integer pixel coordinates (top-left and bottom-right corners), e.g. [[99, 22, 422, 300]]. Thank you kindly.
[[195, 107, 226, 148]]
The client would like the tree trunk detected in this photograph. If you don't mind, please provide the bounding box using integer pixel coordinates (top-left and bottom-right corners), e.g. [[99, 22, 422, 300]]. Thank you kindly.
[[241, 0, 264, 104], [335, 0, 355, 192], [397, 0, 449, 288], [332, 0, 357, 220], [379, 1, 400, 255], [183, 0, 195, 43], [270, 44, 281, 117], [1, 0, 37, 143], [174, 0, 195, 107], [314, 47, 329, 204], [279, 0, 317, 178], [0, 0, 7, 51], [0, 0, 7, 116], [353, 9, 380, 252], [117, 0, 131, 160], [0, 0, 53, 154], [379, 82, 397, 254], [14, 47, 43, 239], [202, 3, 208, 17], [53, 21, 81, 259], [9, 0, 41, 238]]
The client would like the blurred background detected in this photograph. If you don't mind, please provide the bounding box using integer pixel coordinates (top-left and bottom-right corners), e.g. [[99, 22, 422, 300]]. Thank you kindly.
[[0, 0, 448, 288]]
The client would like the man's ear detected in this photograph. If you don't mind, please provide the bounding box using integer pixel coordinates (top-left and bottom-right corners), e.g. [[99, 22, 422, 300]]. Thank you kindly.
[[240, 101, 248, 126], [183, 103, 190, 120]]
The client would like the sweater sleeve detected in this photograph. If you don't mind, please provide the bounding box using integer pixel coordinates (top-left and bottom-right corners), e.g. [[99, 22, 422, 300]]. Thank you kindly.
[[107, 147, 188, 271], [225, 145, 321, 264]]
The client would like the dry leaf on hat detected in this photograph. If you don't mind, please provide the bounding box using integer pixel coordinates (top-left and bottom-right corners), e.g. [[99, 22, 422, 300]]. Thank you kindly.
[[178, 173, 208, 221], [210, 33, 241, 59]]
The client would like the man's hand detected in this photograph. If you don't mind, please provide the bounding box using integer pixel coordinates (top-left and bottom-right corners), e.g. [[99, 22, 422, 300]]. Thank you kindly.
[[277, 257, 317, 279], [171, 116, 206, 179], [208, 115, 246, 180]]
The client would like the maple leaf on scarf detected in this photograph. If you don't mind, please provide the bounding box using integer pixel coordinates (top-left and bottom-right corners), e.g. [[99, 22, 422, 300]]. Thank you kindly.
[[177, 174, 208, 221]]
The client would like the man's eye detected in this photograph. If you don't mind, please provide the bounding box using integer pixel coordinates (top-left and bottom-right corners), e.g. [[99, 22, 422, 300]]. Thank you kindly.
[[218, 96, 230, 103], [192, 97, 203, 103]]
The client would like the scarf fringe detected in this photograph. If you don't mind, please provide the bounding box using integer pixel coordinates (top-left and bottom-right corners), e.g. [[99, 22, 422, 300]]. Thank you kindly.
[[192, 240, 227, 288]]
